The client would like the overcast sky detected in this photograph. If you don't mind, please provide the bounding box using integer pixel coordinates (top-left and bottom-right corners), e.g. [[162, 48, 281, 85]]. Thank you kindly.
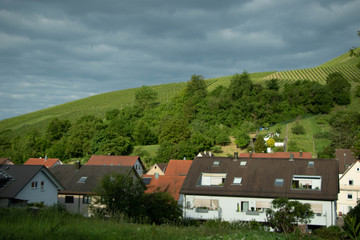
[[0, 0, 359, 120]]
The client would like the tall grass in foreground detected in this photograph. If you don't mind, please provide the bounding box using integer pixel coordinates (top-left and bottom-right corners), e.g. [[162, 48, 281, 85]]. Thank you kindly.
[[0, 207, 320, 240]]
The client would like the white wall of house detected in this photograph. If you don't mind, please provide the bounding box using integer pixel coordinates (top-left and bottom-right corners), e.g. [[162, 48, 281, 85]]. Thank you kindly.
[[338, 161, 360, 215], [183, 195, 336, 227], [58, 194, 93, 216], [15, 170, 59, 206], [134, 159, 144, 176], [146, 164, 165, 176]]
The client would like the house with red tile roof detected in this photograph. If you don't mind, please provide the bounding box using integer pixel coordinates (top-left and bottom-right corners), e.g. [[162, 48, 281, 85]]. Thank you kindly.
[[143, 160, 193, 203], [86, 155, 145, 176], [24, 157, 62, 168]]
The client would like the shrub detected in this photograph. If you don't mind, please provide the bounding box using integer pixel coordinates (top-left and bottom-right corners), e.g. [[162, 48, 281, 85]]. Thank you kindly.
[[292, 124, 305, 135], [266, 138, 275, 147], [314, 226, 346, 240], [313, 131, 331, 139]]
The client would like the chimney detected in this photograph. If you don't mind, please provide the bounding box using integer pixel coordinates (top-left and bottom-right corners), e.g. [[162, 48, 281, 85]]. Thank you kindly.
[[75, 161, 81, 170], [249, 151, 252, 158], [289, 153, 294, 161], [155, 173, 159, 179], [183, 157, 186, 160], [45, 155, 48, 161], [300, 150, 303, 158], [233, 152, 238, 161]]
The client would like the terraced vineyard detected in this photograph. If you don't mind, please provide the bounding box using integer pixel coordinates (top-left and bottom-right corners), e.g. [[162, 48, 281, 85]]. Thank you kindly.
[[261, 65, 360, 87]]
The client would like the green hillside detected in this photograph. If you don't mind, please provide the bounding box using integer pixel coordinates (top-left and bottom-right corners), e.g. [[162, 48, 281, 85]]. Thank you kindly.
[[0, 49, 359, 137]]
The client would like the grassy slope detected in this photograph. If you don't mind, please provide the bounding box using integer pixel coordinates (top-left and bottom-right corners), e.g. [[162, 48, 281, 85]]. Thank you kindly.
[[0, 208, 316, 240], [0, 50, 359, 144]]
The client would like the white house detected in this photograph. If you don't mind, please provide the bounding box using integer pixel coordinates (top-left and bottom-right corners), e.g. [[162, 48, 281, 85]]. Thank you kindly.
[[0, 165, 63, 207], [180, 154, 339, 229], [338, 160, 360, 215]]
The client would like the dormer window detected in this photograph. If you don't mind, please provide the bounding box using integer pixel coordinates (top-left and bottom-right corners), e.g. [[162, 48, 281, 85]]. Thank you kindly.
[[233, 177, 242, 185], [199, 173, 226, 186], [240, 161, 247, 166], [274, 178, 284, 187], [213, 161, 220, 167], [291, 175, 321, 190], [308, 161, 314, 168], [77, 177, 88, 183]]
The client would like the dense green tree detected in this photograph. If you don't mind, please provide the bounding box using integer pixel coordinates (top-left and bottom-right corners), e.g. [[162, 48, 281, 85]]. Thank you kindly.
[[329, 111, 360, 149], [66, 115, 105, 156], [326, 72, 351, 105], [46, 137, 69, 160], [91, 130, 133, 155], [266, 79, 279, 91], [254, 135, 266, 153], [190, 131, 214, 152], [141, 192, 182, 224], [134, 86, 158, 110], [215, 132, 230, 146], [266, 198, 314, 234], [184, 74, 207, 101], [228, 71, 253, 100], [92, 173, 145, 218], [183, 75, 208, 120], [155, 140, 197, 163], [133, 120, 157, 145], [234, 131, 250, 148], [105, 109, 120, 120], [158, 118, 191, 144], [46, 118, 71, 142]]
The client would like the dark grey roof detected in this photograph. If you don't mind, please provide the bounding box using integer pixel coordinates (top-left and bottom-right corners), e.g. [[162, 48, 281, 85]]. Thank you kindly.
[[49, 164, 137, 194], [0, 165, 63, 198], [180, 156, 339, 201], [336, 149, 358, 174], [157, 163, 168, 172]]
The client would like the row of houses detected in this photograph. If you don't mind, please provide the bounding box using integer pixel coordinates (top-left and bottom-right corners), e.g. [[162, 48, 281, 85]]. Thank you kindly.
[[0, 149, 359, 229]]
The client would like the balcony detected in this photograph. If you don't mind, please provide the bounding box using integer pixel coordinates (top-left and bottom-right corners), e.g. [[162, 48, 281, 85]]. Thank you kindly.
[[185, 207, 221, 220]]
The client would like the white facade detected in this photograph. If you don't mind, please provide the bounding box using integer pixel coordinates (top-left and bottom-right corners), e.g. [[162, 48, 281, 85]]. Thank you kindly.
[[338, 161, 360, 215], [183, 195, 336, 227], [15, 170, 59, 206], [134, 159, 144, 176]]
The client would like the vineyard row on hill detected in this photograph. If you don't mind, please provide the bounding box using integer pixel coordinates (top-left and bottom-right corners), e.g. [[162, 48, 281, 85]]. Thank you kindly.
[[261, 66, 360, 85]]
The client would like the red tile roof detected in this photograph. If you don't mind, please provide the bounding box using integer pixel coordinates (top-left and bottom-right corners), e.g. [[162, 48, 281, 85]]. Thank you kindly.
[[164, 160, 193, 176], [145, 175, 186, 201], [24, 158, 61, 168], [142, 160, 193, 201], [237, 152, 312, 159], [86, 155, 140, 166]]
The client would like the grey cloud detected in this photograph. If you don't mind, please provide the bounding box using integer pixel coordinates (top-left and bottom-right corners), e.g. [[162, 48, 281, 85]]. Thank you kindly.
[[0, 0, 359, 120]]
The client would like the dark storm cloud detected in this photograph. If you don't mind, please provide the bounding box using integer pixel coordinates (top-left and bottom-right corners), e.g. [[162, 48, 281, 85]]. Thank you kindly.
[[0, 0, 359, 120]]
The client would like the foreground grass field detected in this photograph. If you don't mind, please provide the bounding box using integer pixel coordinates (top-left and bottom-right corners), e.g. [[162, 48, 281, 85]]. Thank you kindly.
[[0, 207, 320, 240]]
